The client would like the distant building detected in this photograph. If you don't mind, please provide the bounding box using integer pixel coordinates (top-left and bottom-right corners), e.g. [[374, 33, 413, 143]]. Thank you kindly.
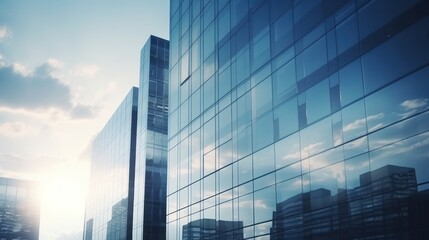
[[83, 87, 138, 240], [132, 35, 169, 240], [0, 177, 40, 240]]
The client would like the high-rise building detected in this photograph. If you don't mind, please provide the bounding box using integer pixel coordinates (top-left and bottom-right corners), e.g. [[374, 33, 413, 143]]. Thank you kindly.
[[132, 35, 170, 239], [167, 0, 429, 239], [83, 87, 138, 240], [0, 177, 41, 240]]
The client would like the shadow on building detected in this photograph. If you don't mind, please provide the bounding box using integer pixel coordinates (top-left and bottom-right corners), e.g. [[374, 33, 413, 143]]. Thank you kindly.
[[271, 165, 429, 239]]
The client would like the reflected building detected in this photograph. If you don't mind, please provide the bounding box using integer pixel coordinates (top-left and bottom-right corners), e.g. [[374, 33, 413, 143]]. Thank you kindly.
[[271, 165, 425, 239], [0, 177, 40, 240], [83, 87, 138, 240], [182, 219, 243, 240], [132, 35, 169, 239], [167, 0, 429, 239]]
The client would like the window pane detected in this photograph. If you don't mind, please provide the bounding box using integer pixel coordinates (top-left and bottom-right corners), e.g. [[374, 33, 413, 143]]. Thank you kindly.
[[339, 58, 363, 106], [253, 111, 274, 151], [306, 78, 330, 124], [252, 76, 272, 118], [272, 59, 296, 106], [275, 132, 300, 169], [253, 144, 275, 178], [273, 97, 298, 141], [342, 99, 367, 142]]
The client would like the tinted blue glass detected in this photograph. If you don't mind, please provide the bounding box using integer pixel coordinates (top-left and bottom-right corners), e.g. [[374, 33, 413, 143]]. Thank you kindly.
[[275, 132, 300, 169], [297, 36, 327, 81], [252, 76, 272, 118], [271, 10, 293, 56], [273, 97, 298, 140], [203, 76, 215, 110], [252, 111, 274, 151], [254, 185, 276, 223], [362, 17, 429, 93], [342, 99, 367, 142], [238, 155, 253, 184], [300, 116, 333, 158], [336, 14, 358, 56], [203, 22, 215, 60], [306, 78, 330, 124], [365, 66, 429, 133], [253, 144, 275, 178], [276, 176, 302, 203], [272, 59, 296, 105], [339, 58, 363, 106], [218, 106, 232, 145]]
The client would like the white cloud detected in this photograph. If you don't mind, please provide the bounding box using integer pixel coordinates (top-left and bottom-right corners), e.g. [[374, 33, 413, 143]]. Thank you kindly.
[[12, 62, 32, 76], [0, 121, 38, 137], [401, 98, 428, 110], [0, 26, 9, 40], [47, 58, 64, 69], [72, 64, 99, 78]]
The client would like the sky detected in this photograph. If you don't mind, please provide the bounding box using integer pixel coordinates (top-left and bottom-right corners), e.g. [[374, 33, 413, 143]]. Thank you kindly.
[[0, 0, 169, 239]]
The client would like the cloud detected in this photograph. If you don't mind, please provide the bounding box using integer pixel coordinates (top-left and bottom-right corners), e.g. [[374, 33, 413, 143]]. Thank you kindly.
[[12, 63, 32, 76], [0, 121, 38, 137], [47, 58, 64, 69], [400, 98, 428, 110], [70, 103, 97, 119], [0, 61, 97, 119], [0, 26, 9, 40], [343, 113, 384, 132], [0, 63, 72, 110], [72, 64, 99, 78]]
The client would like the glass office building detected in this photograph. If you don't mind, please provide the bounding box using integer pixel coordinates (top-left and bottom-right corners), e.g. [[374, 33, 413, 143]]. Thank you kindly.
[[83, 87, 138, 240], [0, 177, 40, 240], [132, 36, 169, 239], [167, 0, 429, 239]]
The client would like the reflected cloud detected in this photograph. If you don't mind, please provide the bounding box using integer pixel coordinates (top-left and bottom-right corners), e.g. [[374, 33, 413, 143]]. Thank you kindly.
[[400, 98, 428, 110], [301, 142, 324, 158]]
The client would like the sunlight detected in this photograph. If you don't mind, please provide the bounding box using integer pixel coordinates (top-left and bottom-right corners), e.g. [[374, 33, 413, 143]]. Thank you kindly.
[[38, 160, 90, 239]]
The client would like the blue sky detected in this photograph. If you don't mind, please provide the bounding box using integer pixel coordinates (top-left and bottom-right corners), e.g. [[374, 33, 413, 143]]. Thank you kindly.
[[0, 1, 169, 239]]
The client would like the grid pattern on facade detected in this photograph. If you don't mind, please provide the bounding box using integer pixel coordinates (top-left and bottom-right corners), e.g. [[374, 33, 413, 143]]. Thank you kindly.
[[83, 87, 138, 240], [0, 177, 40, 240], [167, 0, 429, 239], [132, 35, 170, 240]]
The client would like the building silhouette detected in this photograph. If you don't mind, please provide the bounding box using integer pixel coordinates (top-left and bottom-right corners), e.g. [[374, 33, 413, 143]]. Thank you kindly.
[[166, 0, 429, 239], [0, 177, 40, 240]]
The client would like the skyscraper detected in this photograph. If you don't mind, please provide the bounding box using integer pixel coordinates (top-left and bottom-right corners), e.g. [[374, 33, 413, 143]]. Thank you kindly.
[[83, 87, 138, 240], [167, 0, 429, 239], [0, 177, 41, 240], [132, 35, 169, 239]]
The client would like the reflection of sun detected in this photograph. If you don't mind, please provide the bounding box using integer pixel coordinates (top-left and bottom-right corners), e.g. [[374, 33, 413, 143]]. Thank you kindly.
[[38, 161, 90, 238]]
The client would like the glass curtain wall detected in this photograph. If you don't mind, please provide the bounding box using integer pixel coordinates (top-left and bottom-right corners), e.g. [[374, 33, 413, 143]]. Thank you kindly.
[[167, 0, 429, 239]]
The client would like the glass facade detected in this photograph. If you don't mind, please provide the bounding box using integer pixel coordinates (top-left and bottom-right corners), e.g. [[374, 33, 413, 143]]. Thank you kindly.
[[83, 87, 138, 240], [167, 0, 429, 239], [0, 177, 40, 240], [132, 36, 169, 239]]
